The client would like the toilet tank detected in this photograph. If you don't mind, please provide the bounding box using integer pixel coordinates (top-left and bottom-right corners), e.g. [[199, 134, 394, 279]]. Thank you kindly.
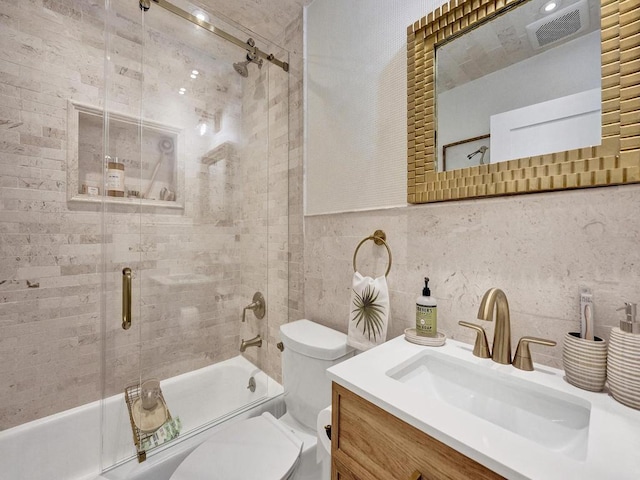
[[280, 320, 355, 430]]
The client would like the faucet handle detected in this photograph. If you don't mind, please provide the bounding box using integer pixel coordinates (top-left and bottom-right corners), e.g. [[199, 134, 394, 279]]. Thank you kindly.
[[513, 336, 556, 371], [242, 292, 266, 322], [458, 321, 491, 359]]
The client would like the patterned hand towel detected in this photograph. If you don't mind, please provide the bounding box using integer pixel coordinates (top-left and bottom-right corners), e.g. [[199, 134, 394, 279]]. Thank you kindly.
[[347, 272, 390, 351]]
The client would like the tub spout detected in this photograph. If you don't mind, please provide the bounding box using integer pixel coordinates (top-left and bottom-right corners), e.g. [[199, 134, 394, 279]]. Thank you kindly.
[[240, 335, 262, 352]]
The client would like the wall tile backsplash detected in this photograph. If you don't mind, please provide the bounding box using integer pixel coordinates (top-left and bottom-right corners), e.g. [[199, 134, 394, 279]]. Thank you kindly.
[[304, 186, 640, 369]]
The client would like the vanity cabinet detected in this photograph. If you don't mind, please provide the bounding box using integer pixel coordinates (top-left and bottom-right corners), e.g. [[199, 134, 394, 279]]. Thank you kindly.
[[331, 383, 504, 480]]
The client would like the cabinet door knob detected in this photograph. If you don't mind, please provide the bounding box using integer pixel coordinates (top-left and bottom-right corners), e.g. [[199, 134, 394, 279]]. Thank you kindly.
[[408, 471, 422, 480]]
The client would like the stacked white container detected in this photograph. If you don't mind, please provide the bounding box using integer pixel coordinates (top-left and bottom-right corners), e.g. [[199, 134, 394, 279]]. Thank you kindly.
[[607, 302, 640, 410]]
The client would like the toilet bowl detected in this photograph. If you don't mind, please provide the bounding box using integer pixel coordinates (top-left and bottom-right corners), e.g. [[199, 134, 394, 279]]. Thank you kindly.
[[169, 320, 354, 480]]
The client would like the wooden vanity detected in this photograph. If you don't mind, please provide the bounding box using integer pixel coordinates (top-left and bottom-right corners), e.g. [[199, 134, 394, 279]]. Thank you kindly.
[[331, 383, 503, 480], [327, 336, 640, 479]]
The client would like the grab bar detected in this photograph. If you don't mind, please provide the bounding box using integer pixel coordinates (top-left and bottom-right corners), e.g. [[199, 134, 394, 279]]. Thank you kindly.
[[122, 267, 132, 330]]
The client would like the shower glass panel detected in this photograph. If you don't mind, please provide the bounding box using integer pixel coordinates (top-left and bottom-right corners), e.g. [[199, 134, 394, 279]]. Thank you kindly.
[[100, 0, 288, 469]]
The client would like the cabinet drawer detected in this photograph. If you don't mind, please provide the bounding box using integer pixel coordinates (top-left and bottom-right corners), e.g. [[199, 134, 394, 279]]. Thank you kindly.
[[332, 383, 504, 480]]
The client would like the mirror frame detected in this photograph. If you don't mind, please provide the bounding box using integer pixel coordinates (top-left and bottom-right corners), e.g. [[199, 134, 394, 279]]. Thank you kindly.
[[407, 0, 640, 204]]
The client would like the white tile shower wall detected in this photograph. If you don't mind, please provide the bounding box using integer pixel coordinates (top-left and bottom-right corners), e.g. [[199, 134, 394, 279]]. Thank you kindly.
[[238, 13, 306, 384], [0, 0, 300, 430], [303, 185, 640, 369], [0, 0, 107, 430], [284, 13, 305, 331]]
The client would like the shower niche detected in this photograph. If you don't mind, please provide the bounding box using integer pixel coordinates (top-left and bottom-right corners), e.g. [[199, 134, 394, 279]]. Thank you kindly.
[[67, 101, 184, 209]]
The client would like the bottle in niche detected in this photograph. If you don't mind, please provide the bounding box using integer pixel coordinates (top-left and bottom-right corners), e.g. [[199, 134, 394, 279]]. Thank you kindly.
[[106, 156, 125, 197], [416, 277, 437, 337]]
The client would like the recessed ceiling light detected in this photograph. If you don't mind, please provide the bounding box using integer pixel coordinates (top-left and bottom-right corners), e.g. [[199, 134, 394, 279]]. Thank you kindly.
[[192, 10, 209, 22], [190, 74, 197, 79], [542, 1, 558, 12], [192, 70, 199, 75]]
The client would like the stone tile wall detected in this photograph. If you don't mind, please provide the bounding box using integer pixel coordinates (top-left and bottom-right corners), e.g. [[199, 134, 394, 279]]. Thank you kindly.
[[304, 186, 640, 369], [0, 0, 107, 430], [0, 0, 299, 430]]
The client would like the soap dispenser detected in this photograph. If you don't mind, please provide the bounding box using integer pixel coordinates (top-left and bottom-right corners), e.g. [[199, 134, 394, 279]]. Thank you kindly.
[[416, 277, 437, 337], [607, 302, 640, 409], [618, 302, 639, 333]]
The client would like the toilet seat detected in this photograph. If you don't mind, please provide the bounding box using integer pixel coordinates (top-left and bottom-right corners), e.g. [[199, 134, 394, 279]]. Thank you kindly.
[[170, 412, 303, 480]]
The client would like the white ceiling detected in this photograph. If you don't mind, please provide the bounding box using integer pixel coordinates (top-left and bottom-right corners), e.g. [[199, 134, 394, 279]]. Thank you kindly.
[[191, 0, 312, 45], [436, 0, 600, 93]]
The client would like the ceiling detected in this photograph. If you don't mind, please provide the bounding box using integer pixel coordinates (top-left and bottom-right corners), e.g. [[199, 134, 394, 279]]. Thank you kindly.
[[436, 0, 600, 93], [191, 0, 313, 46]]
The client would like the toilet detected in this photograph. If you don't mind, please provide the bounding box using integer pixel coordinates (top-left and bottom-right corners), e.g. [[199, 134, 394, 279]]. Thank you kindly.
[[170, 319, 354, 480]]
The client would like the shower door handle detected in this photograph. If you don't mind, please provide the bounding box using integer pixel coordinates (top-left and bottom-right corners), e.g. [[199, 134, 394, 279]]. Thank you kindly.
[[122, 267, 132, 330]]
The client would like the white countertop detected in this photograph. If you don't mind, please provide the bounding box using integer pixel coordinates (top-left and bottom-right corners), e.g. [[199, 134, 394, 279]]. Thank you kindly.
[[327, 335, 640, 480]]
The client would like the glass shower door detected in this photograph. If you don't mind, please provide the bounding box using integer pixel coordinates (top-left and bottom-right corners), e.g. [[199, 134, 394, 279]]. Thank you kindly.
[[100, 0, 288, 470]]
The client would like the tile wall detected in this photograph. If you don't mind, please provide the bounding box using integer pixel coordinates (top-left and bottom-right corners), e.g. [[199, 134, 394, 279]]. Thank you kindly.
[[0, 0, 107, 430], [0, 0, 301, 430], [303, 185, 640, 369]]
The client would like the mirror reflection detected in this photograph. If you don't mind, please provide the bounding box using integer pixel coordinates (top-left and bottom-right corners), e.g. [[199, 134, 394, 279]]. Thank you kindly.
[[436, 0, 602, 172]]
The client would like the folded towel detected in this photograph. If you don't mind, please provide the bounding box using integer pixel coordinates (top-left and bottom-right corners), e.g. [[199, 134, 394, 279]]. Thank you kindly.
[[347, 272, 390, 351]]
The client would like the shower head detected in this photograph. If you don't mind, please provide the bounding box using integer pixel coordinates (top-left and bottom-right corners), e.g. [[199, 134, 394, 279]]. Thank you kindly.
[[233, 49, 264, 78], [159, 137, 174, 155], [233, 60, 250, 78]]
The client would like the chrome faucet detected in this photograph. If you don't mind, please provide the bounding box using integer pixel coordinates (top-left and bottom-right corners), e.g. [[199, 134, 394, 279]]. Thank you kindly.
[[240, 335, 262, 352], [477, 288, 512, 365]]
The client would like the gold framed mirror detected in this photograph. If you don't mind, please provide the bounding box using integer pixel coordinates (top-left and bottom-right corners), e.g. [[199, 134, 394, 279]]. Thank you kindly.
[[407, 0, 639, 204]]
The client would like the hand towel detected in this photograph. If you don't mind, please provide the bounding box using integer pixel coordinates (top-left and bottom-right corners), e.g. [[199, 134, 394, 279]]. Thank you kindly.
[[347, 272, 390, 351]]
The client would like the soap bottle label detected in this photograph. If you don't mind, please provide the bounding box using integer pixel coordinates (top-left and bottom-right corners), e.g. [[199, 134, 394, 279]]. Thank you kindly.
[[416, 305, 437, 337], [107, 171, 123, 189], [106, 160, 125, 197]]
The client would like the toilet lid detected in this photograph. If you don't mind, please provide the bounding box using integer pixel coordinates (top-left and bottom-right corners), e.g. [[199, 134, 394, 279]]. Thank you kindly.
[[170, 413, 303, 480]]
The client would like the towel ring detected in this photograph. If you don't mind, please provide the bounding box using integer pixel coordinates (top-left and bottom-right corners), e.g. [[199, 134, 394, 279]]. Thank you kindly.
[[352, 230, 392, 277]]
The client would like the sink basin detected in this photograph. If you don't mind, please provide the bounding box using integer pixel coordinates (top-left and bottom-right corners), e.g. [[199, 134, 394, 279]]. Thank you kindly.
[[387, 350, 591, 460]]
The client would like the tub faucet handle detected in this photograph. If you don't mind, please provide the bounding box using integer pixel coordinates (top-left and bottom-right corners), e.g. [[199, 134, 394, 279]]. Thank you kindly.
[[242, 292, 265, 322]]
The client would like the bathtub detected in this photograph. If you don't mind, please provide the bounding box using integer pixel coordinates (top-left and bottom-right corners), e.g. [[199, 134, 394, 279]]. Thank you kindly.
[[0, 356, 283, 480]]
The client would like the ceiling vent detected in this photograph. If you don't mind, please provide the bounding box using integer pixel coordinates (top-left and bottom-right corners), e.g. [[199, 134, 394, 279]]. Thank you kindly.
[[526, 0, 590, 49]]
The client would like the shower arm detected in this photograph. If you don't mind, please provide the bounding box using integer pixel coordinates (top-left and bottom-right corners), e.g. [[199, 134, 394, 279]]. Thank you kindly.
[[141, 0, 289, 72]]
